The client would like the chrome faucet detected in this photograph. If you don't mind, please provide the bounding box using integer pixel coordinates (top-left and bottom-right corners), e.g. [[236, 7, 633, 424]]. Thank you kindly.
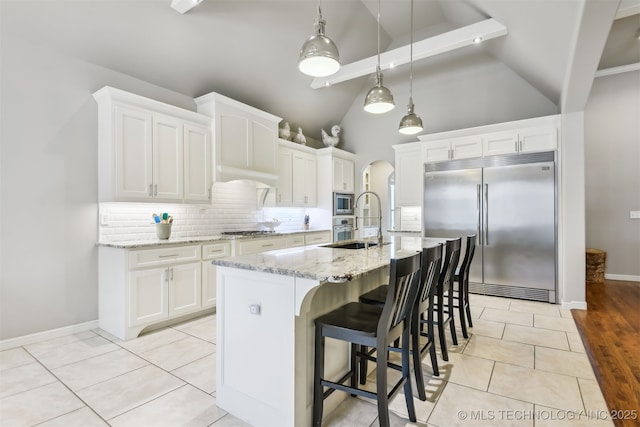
[[354, 191, 383, 247]]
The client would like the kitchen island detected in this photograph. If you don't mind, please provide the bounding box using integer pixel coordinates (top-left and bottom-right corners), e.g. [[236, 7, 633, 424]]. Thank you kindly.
[[212, 236, 440, 427]]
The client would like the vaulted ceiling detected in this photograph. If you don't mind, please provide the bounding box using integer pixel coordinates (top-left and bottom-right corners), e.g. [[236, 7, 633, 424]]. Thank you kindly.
[[1, 0, 637, 139]]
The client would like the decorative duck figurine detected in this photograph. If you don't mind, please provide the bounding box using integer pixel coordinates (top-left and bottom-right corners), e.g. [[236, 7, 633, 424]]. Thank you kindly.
[[321, 124, 341, 147], [294, 127, 306, 145], [279, 121, 291, 140]]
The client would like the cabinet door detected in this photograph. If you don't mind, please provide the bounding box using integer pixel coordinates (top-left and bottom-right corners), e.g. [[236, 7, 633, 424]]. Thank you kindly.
[[153, 114, 183, 200], [423, 140, 452, 162], [169, 262, 201, 316], [291, 151, 306, 206], [396, 148, 423, 206], [519, 126, 557, 153], [303, 153, 317, 206], [184, 123, 212, 202], [451, 136, 482, 159], [482, 130, 518, 156], [129, 267, 168, 327], [202, 262, 217, 308], [115, 105, 153, 199], [304, 231, 331, 245], [332, 157, 344, 191], [342, 159, 354, 193], [277, 148, 293, 206], [251, 120, 277, 174]]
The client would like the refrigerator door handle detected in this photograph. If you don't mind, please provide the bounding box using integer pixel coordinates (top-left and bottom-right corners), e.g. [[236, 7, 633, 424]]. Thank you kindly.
[[477, 184, 482, 245], [484, 183, 489, 245]]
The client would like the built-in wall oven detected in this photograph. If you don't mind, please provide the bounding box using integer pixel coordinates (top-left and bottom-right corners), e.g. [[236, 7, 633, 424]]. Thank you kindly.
[[333, 192, 354, 216], [333, 217, 354, 242]]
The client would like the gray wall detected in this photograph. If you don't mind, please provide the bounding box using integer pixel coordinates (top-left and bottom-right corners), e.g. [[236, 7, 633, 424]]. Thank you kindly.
[[339, 51, 559, 178], [584, 71, 640, 278], [0, 35, 198, 340]]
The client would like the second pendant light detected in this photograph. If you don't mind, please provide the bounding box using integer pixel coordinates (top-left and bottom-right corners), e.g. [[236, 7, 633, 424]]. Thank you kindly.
[[363, 0, 394, 114]]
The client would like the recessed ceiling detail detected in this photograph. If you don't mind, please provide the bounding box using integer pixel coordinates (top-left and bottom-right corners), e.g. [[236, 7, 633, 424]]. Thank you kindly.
[[310, 18, 508, 89]]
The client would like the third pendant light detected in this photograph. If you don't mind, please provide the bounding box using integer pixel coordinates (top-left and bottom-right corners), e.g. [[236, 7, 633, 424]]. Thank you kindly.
[[363, 0, 394, 114]]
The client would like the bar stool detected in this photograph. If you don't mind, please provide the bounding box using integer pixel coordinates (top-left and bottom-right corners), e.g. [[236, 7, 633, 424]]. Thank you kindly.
[[312, 252, 422, 427], [432, 238, 461, 361], [358, 244, 443, 399], [452, 235, 476, 339]]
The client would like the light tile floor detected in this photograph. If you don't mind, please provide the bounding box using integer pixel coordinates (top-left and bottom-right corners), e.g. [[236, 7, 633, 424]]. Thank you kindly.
[[0, 295, 614, 427]]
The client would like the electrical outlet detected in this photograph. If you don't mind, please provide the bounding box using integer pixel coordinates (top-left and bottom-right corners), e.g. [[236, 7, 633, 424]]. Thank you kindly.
[[630, 211, 640, 219], [249, 304, 261, 315]]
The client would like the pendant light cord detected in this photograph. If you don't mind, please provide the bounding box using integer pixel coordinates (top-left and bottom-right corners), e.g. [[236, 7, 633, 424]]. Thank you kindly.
[[409, 0, 414, 103], [376, 0, 381, 79]]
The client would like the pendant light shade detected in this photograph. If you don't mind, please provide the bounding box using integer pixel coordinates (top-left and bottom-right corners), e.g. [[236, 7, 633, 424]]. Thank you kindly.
[[364, 67, 395, 113], [398, 98, 423, 134], [398, 0, 423, 134], [363, 0, 394, 114], [298, 4, 340, 77]]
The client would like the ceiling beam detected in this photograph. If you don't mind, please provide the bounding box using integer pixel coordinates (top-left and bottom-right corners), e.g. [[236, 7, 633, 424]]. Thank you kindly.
[[310, 18, 508, 89]]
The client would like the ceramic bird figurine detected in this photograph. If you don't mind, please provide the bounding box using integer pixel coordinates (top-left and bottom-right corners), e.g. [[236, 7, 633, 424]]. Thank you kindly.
[[279, 121, 291, 140], [294, 127, 306, 145], [321, 124, 341, 147]]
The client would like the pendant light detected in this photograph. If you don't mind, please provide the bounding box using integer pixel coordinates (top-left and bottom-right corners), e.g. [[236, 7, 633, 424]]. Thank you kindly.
[[363, 0, 395, 114], [298, 1, 340, 78], [398, 0, 423, 134]]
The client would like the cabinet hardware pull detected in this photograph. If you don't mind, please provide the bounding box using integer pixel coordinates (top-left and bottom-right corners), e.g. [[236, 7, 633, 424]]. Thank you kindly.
[[515, 141, 518, 152], [208, 249, 224, 253], [261, 243, 274, 247], [159, 254, 179, 258], [170, 267, 174, 281], [154, 184, 158, 196]]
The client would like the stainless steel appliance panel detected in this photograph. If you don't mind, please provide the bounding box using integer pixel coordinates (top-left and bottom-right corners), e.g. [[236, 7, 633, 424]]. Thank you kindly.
[[333, 217, 354, 242], [424, 169, 483, 283], [482, 162, 555, 290]]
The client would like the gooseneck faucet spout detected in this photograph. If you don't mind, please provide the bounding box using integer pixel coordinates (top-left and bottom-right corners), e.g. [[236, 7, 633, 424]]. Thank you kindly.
[[354, 191, 383, 247]]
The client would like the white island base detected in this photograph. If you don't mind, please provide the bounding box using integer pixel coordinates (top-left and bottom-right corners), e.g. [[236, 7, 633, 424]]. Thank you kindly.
[[216, 265, 389, 427]]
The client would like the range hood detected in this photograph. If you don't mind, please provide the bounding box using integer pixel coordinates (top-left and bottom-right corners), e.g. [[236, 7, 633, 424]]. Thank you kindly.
[[216, 164, 278, 188]]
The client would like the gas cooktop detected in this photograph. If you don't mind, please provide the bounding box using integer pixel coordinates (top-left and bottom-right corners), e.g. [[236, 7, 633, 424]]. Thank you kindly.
[[221, 230, 277, 236]]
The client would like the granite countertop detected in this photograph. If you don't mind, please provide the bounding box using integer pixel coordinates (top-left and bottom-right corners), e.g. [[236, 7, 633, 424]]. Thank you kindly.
[[98, 229, 331, 249], [211, 236, 447, 283]]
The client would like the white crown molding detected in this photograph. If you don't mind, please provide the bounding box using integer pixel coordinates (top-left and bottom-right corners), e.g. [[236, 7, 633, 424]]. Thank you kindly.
[[171, 0, 203, 14], [310, 18, 508, 89], [615, 3, 640, 19]]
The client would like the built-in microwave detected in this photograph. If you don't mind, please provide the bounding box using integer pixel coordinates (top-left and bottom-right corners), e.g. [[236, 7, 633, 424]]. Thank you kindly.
[[333, 192, 354, 215]]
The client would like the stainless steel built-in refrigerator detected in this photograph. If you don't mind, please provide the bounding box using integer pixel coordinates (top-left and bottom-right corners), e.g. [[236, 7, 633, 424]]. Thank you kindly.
[[424, 151, 556, 303]]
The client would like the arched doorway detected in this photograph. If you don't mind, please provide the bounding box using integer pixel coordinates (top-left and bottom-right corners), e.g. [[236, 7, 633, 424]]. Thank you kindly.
[[358, 160, 394, 240]]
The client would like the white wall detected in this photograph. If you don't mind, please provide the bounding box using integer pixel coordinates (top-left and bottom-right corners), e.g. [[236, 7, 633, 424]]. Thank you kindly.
[[584, 71, 640, 280], [0, 36, 199, 340]]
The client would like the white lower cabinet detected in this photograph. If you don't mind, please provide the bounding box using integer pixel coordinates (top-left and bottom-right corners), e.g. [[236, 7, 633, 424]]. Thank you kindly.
[[304, 231, 331, 245], [99, 244, 206, 340], [202, 242, 232, 308]]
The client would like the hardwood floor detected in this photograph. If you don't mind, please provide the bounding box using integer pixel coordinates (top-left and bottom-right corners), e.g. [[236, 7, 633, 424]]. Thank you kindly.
[[572, 279, 640, 427]]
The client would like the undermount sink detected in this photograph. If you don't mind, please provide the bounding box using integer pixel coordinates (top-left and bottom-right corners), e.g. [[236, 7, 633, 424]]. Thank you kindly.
[[322, 241, 378, 250]]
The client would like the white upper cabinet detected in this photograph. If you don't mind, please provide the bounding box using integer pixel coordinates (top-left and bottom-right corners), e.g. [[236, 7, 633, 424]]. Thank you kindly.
[[422, 136, 482, 162], [276, 140, 317, 207], [332, 156, 355, 193], [195, 92, 281, 186], [394, 142, 423, 207], [482, 126, 557, 156], [183, 123, 212, 201], [94, 87, 212, 203]]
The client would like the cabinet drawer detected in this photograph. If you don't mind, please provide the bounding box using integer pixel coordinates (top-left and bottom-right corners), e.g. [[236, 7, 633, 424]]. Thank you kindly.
[[129, 245, 201, 269], [304, 231, 331, 245], [237, 237, 287, 255], [287, 235, 305, 248], [202, 242, 232, 260]]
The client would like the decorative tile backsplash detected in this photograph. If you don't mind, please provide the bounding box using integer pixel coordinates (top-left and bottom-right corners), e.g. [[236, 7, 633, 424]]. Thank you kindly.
[[98, 181, 316, 242]]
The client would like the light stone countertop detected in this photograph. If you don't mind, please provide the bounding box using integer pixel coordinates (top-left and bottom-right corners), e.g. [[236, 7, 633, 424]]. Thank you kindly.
[[211, 236, 447, 282], [97, 229, 331, 249]]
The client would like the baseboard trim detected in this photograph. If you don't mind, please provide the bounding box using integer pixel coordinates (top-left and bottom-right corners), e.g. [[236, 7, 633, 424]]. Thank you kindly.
[[562, 300, 587, 310], [0, 320, 99, 351], [605, 274, 640, 282]]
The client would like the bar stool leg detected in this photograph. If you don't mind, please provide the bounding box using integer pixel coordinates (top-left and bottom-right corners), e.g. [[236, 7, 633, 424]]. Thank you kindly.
[[448, 286, 458, 346], [313, 328, 325, 427], [411, 310, 427, 401]]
